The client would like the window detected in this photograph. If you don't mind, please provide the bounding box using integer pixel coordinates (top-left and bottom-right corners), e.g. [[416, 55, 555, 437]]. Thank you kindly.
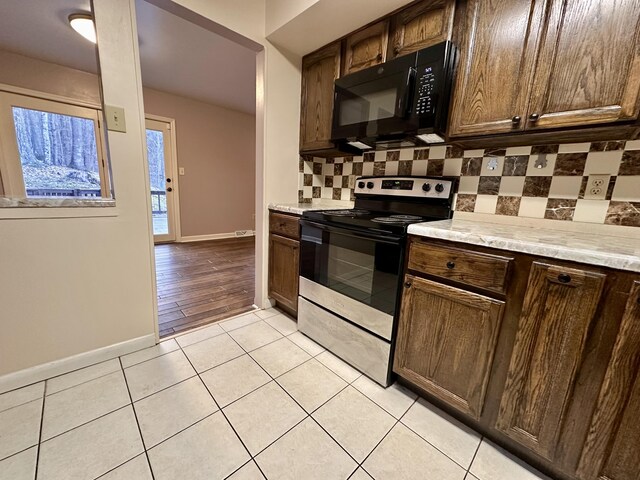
[[0, 91, 110, 198]]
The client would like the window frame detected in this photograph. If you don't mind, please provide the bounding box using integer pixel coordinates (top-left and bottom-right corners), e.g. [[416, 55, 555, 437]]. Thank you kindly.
[[0, 86, 110, 199]]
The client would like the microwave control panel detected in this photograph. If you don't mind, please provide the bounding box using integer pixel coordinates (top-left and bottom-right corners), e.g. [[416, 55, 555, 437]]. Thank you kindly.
[[415, 65, 437, 115]]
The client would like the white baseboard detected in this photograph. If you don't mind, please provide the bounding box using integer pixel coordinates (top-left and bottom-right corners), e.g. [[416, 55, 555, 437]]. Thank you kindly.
[[179, 231, 255, 243], [0, 334, 156, 395]]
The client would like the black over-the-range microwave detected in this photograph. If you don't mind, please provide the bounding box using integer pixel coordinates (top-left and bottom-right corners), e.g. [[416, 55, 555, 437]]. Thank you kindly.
[[331, 41, 457, 152]]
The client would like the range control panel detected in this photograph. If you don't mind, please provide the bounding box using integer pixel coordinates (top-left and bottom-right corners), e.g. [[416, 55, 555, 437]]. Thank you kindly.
[[354, 176, 453, 199]]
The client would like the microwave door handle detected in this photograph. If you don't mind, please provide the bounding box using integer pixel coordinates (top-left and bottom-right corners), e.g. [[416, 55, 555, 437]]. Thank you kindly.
[[396, 67, 416, 117]]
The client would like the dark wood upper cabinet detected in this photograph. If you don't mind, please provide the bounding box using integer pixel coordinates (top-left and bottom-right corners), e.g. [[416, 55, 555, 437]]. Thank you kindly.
[[496, 262, 606, 461], [526, 0, 640, 131], [343, 20, 390, 76], [448, 0, 546, 137], [388, 0, 455, 60], [577, 281, 640, 480], [394, 274, 505, 419], [300, 42, 341, 153]]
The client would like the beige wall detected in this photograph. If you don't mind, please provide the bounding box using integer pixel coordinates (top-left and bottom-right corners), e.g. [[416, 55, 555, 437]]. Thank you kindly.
[[143, 88, 256, 236], [0, 0, 157, 379]]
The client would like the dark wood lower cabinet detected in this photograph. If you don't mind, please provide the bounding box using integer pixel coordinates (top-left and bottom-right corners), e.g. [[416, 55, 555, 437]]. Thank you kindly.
[[577, 281, 640, 480], [268, 233, 300, 314], [394, 274, 505, 419], [396, 237, 640, 480], [496, 262, 606, 461]]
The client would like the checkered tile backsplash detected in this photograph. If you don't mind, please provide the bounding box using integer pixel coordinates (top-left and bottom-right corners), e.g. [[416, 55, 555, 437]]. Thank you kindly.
[[298, 140, 640, 227]]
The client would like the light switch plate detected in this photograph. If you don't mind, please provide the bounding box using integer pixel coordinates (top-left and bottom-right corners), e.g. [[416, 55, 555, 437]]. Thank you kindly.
[[179, 167, 185, 176], [105, 105, 126, 133]]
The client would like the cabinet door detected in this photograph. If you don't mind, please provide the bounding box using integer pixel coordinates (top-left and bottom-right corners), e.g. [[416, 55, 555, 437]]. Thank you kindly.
[[526, 0, 640, 131], [300, 42, 341, 152], [448, 0, 546, 137], [343, 20, 389, 76], [388, 0, 455, 60], [496, 262, 606, 461], [268, 234, 300, 313], [577, 281, 640, 480], [394, 275, 505, 419]]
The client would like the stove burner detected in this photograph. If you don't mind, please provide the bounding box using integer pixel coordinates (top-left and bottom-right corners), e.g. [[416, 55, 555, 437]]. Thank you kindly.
[[323, 209, 370, 216], [390, 215, 423, 221]]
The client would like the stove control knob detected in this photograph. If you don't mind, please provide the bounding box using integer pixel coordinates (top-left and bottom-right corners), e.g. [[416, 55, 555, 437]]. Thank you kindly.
[[366, 181, 375, 189], [422, 183, 431, 192], [435, 183, 445, 193], [358, 181, 366, 189]]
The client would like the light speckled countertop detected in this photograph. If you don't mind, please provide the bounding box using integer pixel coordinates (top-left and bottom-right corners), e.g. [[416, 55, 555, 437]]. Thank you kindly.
[[269, 199, 354, 215], [408, 219, 640, 273]]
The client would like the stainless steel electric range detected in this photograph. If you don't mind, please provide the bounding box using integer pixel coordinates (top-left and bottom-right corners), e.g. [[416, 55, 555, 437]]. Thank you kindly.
[[298, 175, 456, 386]]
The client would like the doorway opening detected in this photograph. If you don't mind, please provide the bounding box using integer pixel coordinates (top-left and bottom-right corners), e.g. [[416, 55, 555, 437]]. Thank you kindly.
[[135, 0, 260, 339]]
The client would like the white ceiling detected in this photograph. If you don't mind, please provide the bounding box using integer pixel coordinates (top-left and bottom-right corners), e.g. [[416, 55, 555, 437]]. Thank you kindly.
[[0, 0, 257, 114]]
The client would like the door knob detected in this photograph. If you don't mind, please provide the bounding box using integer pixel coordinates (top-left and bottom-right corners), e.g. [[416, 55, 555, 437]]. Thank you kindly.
[[166, 187, 173, 192]]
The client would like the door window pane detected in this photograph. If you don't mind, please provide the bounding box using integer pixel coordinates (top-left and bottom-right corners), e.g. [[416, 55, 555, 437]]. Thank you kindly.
[[12, 107, 101, 197], [146, 128, 168, 235]]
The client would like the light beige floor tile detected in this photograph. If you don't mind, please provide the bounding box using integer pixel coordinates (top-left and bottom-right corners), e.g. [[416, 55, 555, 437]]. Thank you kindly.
[[402, 397, 481, 468], [0, 383, 43, 413], [134, 376, 218, 448], [250, 338, 310, 378], [46, 359, 120, 395], [120, 339, 179, 368], [350, 468, 374, 480], [363, 423, 466, 480], [466, 475, 480, 480], [470, 440, 551, 480], [99, 454, 152, 480], [227, 460, 265, 479], [0, 446, 37, 480], [352, 376, 417, 419], [182, 333, 244, 373], [256, 417, 357, 480], [220, 313, 262, 332], [287, 332, 325, 356], [124, 350, 196, 401], [0, 399, 42, 460], [175, 323, 226, 348], [315, 351, 361, 383], [148, 412, 249, 480], [254, 308, 280, 320], [264, 313, 298, 336], [223, 381, 306, 455], [313, 386, 395, 462], [37, 406, 144, 480], [200, 355, 270, 407], [229, 322, 283, 352], [42, 370, 130, 440], [277, 359, 347, 412]]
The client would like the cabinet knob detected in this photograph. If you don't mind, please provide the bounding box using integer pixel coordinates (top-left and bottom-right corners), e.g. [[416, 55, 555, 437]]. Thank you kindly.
[[529, 113, 540, 123], [377, 53, 383, 60], [446, 261, 456, 269], [511, 116, 521, 125], [404, 281, 412, 289], [557, 273, 572, 283]]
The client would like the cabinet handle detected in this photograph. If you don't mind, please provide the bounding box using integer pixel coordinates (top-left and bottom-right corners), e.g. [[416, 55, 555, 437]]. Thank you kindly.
[[529, 113, 540, 123], [404, 281, 412, 289], [511, 116, 521, 125], [377, 53, 383, 61], [446, 261, 456, 269], [558, 273, 572, 283]]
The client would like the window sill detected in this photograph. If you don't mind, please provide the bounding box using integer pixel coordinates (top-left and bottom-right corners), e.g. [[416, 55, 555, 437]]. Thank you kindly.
[[0, 197, 117, 219]]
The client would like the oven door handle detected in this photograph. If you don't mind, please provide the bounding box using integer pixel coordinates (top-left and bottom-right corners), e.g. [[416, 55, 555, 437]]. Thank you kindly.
[[300, 220, 403, 244]]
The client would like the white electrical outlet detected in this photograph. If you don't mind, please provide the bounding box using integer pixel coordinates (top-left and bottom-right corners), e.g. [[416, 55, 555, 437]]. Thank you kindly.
[[584, 174, 611, 200]]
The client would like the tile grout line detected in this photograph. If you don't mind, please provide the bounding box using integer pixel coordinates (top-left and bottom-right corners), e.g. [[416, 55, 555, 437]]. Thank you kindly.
[[117, 357, 156, 480], [33, 383, 46, 480], [466, 435, 484, 478]]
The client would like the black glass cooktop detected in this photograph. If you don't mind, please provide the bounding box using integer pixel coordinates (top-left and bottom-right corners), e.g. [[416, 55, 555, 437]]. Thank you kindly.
[[302, 208, 434, 235]]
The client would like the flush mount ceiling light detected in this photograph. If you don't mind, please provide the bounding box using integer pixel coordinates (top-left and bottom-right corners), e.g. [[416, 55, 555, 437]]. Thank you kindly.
[[68, 13, 96, 44]]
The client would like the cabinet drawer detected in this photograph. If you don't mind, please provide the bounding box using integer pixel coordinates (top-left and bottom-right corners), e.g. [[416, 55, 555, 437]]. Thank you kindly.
[[408, 241, 512, 294], [269, 212, 300, 239]]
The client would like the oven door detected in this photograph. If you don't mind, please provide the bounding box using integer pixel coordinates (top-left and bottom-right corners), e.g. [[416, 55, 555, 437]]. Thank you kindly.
[[299, 220, 404, 339]]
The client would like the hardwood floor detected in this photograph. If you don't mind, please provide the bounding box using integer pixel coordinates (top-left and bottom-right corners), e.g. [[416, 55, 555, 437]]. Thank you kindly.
[[154, 237, 255, 338]]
